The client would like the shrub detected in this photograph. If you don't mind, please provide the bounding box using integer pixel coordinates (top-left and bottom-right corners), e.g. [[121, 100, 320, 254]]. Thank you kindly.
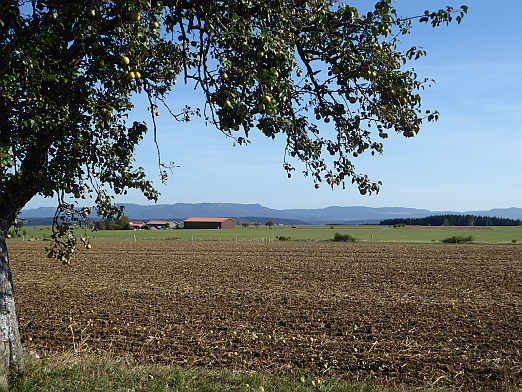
[[277, 236, 290, 241], [441, 235, 474, 244], [333, 233, 357, 242]]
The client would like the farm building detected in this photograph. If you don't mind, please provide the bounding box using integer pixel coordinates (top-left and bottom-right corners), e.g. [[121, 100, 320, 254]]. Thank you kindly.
[[184, 217, 236, 229], [146, 220, 177, 229], [129, 220, 146, 230]]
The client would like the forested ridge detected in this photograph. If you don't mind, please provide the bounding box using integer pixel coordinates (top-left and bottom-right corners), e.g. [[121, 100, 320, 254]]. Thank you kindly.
[[381, 214, 521, 226]]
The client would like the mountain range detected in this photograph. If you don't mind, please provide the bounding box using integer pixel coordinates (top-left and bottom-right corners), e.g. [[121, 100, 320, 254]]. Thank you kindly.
[[19, 203, 522, 225]]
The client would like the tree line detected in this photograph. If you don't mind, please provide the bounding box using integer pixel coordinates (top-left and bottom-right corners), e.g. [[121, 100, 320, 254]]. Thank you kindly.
[[381, 215, 521, 226], [93, 216, 130, 231]]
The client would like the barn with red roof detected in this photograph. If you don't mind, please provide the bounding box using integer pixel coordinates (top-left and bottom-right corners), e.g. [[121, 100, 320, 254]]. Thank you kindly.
[[183, 217, 236, 229]]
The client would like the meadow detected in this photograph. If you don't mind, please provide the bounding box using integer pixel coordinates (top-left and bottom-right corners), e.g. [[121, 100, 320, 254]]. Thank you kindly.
[[9, 239, 521, 391], [16, 224, 522, 244]]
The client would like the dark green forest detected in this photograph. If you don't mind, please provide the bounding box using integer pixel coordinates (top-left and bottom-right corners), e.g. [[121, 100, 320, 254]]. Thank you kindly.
[[380, 215, 521, 226]]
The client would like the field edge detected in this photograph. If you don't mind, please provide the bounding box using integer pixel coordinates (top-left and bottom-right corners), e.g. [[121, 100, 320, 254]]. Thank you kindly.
[[12, 352, 409, 392]]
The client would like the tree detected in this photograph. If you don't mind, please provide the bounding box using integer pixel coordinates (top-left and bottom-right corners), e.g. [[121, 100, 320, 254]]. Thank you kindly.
[[93, 215, 131, 230], [93, 219, 107, 231], [116, 215, 131, 230], [266, 220, 275, 227], [0, 0, 467, 386]]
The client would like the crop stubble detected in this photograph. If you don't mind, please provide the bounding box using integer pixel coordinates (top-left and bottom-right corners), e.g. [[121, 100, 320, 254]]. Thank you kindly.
[[10, 241, 521, 390]]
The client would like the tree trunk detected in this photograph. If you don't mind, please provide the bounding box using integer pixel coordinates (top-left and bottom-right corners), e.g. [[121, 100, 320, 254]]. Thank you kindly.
[[0, 183, 41, 389], [0, 235, 24, 389]]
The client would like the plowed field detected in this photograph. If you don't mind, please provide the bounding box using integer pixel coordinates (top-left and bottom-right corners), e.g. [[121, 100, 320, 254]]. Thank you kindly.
[[10, 241, 521, 391]]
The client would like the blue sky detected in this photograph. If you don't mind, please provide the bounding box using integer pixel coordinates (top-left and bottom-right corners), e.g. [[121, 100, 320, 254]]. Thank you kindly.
[[27, 0, 522, 211]]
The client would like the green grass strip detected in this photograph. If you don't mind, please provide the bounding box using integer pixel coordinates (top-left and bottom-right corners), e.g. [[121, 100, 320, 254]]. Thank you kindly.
[[11, 355, 401, 392], [14, 225, 522, 244]]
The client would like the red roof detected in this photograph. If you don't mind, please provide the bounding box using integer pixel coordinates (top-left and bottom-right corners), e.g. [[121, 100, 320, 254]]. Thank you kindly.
[[184, 217, 233, 222], [147, 220, 174, 225]]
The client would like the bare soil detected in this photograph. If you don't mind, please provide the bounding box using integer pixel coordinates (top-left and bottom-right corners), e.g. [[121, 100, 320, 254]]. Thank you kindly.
[[10, 240, 521, 391]]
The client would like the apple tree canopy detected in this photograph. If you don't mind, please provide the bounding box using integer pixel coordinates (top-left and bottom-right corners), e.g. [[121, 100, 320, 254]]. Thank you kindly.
[[0, 0, 467, 260]]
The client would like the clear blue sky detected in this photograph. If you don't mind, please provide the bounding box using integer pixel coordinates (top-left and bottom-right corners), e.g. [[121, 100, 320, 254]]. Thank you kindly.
[[27, 0, 522, 211]]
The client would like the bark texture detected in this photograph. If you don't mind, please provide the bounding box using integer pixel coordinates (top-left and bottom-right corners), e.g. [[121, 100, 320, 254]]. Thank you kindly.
[[0, 237, 24, 390], [0, 168, 41, 389]]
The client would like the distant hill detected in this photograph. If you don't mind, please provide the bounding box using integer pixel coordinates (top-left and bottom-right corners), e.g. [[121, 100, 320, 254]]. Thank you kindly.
[[19, 203, 522, 226], [20, 207, 57, 219], [279, 206, 434, 223], [20, 217, 55, 226]]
